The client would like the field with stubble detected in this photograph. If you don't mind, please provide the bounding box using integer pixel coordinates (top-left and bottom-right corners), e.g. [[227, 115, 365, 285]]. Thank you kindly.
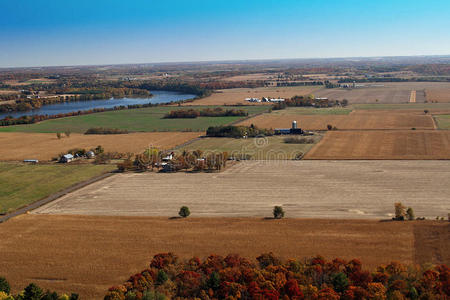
[[185, 86, 321, 106], [33, 160, 450, 219], [0, 215, 448, 299], [304, 130, 450, 160], [0, 132, 202, 161], [238, 109, 435, 130]]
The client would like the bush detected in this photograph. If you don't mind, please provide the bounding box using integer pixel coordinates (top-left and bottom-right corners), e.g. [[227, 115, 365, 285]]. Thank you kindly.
[[394, 202, 406, 220], [0, 277, 10, 294], [178, 206, 190, 218], [273, 206, 285, 219], [156, 270, 168, 285], [24, 283, 43, 300], [406, 207, 415, 220], [327, 124, 333, 130]]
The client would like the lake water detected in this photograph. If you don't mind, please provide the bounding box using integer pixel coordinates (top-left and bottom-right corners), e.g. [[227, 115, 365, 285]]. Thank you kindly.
[[0, 90, 195, 119]]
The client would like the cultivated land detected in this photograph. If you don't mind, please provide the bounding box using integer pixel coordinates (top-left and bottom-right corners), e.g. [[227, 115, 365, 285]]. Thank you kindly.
[[314, 82, 450, 104], [33, 160, 450, 219], [435, 115, 450, 129], [179, 135, 322, 160], [238, 109, 435, 130], [0, 162, 114, 214], [304, 130, 450, 160], [0, 215, 448, 299], [426, 88, 450, 103], [184, 86, 321, 106], [0, 132, 202, 161], [0, 106, 268, 133]]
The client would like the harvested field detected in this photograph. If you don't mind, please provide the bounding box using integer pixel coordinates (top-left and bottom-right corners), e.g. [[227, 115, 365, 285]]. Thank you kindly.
[[222, 73, 276, 82], [314, 82, 450, 104], [186, 86, 321, 105], [305, 130, 450, 160], [33, 160, 450, 219], [0, 215, 448, 299], [0, 89, 19, 95], [0, 132, 202, 161], [426, 88, 450, 103], [238, 110, 435, 130], [179, 135, 322, 160]]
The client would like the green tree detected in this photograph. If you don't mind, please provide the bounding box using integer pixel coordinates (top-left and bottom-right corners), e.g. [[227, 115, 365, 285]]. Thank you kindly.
[[207, 272, 221, 290], [0, 277, 10, 294], [331, 272, 349, 293], [23, 283, 43, 300], [156, 270, 168, 285], [273, 206, 285, 219], [406, 207, 415, 220], [178, 206, 190, 218]]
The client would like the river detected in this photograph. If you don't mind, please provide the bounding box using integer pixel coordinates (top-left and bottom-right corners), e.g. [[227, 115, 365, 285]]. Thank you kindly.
[[0, 90, 196, 119]]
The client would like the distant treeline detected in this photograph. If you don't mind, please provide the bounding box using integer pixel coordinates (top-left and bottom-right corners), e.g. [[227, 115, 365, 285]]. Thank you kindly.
[[206, 125, 274, 138], [276, 81, 324, 87], [0, 102, 172, 126], [164, 107, 248, 119], [85, 127, 129, 134], [136, 81, 212, 98], [272, 95, 348, 110]]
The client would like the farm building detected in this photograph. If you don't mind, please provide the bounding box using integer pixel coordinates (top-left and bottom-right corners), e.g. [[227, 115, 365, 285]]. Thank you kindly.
[[275, 120, 304, 135], [60, 154, 74, 163]]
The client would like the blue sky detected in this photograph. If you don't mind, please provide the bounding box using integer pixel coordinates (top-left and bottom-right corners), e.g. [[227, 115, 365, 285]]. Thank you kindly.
[[1, 0, 449, 67]]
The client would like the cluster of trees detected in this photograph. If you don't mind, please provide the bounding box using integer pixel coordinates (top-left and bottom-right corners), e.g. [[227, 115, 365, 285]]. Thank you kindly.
[[272, 95, 348, 110], [275, 81, 324, 87], [206, 125, 274, 138], [0, 277, 78, 300], [283, 137, 315, 144], [85, 127, 129, 135], [164, 108, 247, 119], [104, 253, 450, 300], [119, 149, 229, 173]]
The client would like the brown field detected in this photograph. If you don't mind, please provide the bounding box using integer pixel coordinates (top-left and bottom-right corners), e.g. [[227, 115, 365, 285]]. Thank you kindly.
[[305, 130, 450, 160], [426, 88, 450, 103], [0, 132, 202, 161], [4, 78, 57, 86], [238, 110, 435, 130], [222, 73, 276, 82], [0, 215, 448, 299], [33, 160, 450, 219], [185, 86, 321, 105], [314, 82, 450, 104], [0, 89, 19, 95]]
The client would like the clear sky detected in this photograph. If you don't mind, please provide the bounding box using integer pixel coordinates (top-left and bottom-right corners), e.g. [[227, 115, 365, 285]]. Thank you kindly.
[[1, 0, 449, 68]]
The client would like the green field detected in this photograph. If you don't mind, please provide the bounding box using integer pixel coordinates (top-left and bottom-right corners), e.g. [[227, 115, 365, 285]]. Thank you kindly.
[[179, 135, 322, 160], [352, 103, 450, 110], [0, 106, 269, 133], [272, 107, 351, 115], [0, 163, 115, 214], [435, 115, 450, 129]]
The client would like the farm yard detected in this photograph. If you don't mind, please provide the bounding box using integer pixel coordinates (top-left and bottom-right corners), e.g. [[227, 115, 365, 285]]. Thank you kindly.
[[184, 86, 321, 106], [33, 160, 450, 219], [304, 130, 450, 160], [0, 162, 114, 214], [0, 105, 268, 133], [0, 132, 202, 161], [238, 108, 435, 130], [178, 135, 322, 160], [0, 214, 448, 299]]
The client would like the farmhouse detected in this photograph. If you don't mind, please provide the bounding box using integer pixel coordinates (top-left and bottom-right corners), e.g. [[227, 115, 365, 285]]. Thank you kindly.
[[275, 120, 304, 135], [60, 154, 74, 163]]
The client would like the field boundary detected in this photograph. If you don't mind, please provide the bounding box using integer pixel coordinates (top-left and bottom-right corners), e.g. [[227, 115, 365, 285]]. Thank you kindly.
[[0, 171, 116, 223]]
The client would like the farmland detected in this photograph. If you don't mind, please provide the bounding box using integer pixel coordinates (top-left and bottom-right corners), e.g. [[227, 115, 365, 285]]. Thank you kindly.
[[185, 86, 321, 106], [179, 135, 322, 160], [426, 88, 450, 102], [314, 82, 450, 104], [0, 105, 268, 133], [0, 215, 448, 299], [0, 162, 114, 214], [435, 114, 450, 129], [304, 130, 450, 160], [33, 160, 450, 219], [238, 109, 435, 130], [0, 132, 202, 161]]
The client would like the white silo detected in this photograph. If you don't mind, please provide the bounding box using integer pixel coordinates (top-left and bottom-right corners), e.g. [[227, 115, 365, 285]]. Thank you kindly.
[[292, 120, 297, 129]]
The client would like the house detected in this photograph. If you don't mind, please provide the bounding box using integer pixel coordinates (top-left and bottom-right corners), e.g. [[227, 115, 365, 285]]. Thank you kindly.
[[60, 154, 74, 163], [162, 152, 174, 162], [269, 98, 285, 102], [86, 151, 95, 159], [23, 159, 39, 164], [245, 97, 261, 103]]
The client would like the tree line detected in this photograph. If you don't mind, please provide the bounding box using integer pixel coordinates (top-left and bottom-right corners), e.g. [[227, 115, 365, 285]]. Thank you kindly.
[[164, 108, 248, 119], [104, 252, 450, 300]]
